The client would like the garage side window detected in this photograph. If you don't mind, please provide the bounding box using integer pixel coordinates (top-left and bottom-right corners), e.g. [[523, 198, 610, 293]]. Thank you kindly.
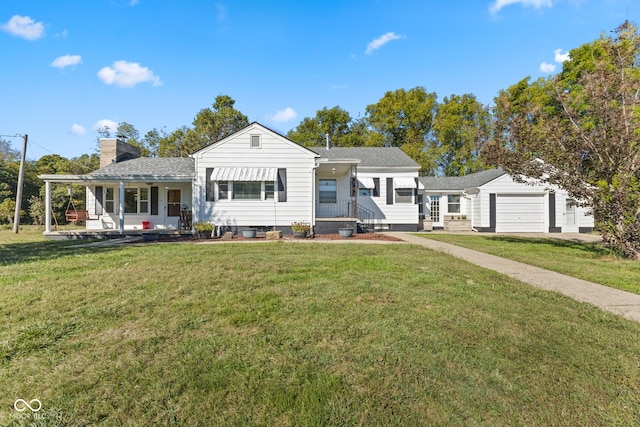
[[447, 195, 461, 213]]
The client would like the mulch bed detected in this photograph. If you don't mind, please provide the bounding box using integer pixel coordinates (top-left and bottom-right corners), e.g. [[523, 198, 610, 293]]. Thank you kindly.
[[311, 233, 403, 241], [158, 232, 404, 243], [220, 233, 403, 242]]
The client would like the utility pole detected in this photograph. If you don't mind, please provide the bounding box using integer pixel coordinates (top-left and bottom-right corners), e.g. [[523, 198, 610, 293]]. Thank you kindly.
[[13, 134, 27, 233]]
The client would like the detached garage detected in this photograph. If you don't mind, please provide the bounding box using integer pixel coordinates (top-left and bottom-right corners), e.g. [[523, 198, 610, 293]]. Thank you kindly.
[[419, 168, 594, 234]]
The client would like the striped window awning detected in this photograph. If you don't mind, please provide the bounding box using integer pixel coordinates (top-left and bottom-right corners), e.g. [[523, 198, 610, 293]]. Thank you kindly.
[[210, 167, 277, 181], [358, 177, 375, 189], [394, 177, 418, 189]]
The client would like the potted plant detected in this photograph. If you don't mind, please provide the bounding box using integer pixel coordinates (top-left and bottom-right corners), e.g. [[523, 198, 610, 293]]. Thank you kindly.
[[291, 222, 310, 238], [242, 229, 257, 238], [339, 226, 354, 238], [193, 221, 214, 239]]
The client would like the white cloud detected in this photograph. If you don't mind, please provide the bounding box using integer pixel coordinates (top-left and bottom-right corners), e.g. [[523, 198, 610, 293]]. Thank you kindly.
[[93, 119, 119, 134], [554, 48, 570, 63], [270, 107, 297, 123], [51, 54, 82, 69], [130, 0, 139, 5], [365, 32, 403, 55], [70, 124, 86, 135], [54, 29, 68, 38], [331, 84, 347, 90], [97, 60, 162, 88], [540, 61, 556, 73], [1, 15, 45, 40], [489, 0, 552, 14]]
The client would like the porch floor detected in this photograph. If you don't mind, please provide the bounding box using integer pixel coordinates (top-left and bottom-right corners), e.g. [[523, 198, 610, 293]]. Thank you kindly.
[[44, 228, 195, 241]]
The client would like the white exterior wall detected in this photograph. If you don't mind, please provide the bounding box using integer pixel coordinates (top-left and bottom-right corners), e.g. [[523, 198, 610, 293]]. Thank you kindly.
[[357, 169, 419, 226], [422, 191, 467, 227], [470, 193, 482, 228], [192, 124, 317, 228]]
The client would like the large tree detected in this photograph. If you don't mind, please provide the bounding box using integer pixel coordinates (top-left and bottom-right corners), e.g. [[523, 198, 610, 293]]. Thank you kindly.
[[288, 108, 382, 148], [365, 87, 438, 174], [433, 94, 490, 176], [155, 95, 249, 156], [484, 22, 640, 258], [287, 106, 353, 147]]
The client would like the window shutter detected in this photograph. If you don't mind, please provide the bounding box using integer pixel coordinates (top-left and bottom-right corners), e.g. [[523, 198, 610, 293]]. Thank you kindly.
[[277, 168, 287, 202], [549, 192, 556, 228], [95, 186, 103, 215], [373, 178, 380, 197], [206, 168, 215, 201], [151, 186, 159, 215], [489, 193, 496, 230], [386, 178, 394, 205]]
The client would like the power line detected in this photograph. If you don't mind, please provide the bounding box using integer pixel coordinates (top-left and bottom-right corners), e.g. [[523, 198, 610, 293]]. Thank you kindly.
[[28, 139, 56, 155]]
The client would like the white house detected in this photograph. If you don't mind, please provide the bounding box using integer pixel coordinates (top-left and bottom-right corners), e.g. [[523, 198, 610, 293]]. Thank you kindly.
[[419, 169, 594, 233], [39, 122, 421, 235]]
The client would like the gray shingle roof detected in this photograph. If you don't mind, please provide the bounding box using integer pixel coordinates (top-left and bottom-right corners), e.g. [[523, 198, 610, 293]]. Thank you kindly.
[[419, 168, 505, 191], [87, 157, 195, 180], [311, 147, 420, 168]]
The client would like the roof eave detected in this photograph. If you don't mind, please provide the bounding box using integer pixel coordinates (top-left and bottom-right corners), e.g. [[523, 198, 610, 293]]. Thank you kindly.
[[39, 174, 194, 183]]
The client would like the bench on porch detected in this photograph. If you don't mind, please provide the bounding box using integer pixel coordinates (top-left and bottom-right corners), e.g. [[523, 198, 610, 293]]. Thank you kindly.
[[65, 209, 90, 222]]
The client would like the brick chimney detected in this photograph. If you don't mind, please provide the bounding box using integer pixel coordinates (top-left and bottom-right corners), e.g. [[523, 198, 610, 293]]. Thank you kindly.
[[99, 138, 141, 169]]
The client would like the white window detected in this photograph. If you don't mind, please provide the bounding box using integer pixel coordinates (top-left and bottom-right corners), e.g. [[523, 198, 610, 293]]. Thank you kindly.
[[139, 188, 149, 213], [319, 179, 337, 203], [218, 181, 229, 200], [233, 181, 261, 200], [265, 182, 275, 200], [105, 187, 115, 213], [250, 134, 261, 148], [447, 194, 461, 213], [124, 187, 150, 214], [395, 188, 413, 204]]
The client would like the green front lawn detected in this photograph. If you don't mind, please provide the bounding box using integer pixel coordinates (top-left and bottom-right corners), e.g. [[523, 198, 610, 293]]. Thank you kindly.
[[416, 233, 640, 295], [1, 229, 639, 425]]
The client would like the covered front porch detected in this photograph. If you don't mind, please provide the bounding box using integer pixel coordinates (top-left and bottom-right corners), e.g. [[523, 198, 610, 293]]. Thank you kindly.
[[314, 159, 375, 233], [39, 176, 193, 236]]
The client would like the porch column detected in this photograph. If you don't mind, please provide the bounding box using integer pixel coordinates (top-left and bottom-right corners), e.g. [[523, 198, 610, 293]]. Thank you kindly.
[[119, 181, 125, 232], [45, 181, 51, 233], [351, 165, 358, 218]]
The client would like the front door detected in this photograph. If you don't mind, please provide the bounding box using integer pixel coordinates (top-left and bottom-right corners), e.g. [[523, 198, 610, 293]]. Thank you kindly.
[[429, 195, 442, 227], [167, 189, 181, 218], [564, 198, 578, 232]]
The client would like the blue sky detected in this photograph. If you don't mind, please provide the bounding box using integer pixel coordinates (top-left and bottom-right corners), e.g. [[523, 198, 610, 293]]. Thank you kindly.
[[0, 0, 635, 160]]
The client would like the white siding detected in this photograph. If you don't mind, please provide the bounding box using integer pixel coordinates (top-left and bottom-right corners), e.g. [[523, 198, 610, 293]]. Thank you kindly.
[[193, 124, 317, 227], [357, 169, 418, 226], [470, 193, 482, 228]]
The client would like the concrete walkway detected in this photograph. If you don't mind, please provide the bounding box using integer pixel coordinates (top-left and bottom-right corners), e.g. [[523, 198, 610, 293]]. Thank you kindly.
[[387, 232, 640, 324]]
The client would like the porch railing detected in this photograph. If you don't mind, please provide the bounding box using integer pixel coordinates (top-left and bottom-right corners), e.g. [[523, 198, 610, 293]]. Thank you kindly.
[[316, 200, 376, 229], [316, 200, 353, 218]]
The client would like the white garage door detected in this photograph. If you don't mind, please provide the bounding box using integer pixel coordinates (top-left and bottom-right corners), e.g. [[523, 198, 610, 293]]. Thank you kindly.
[[496, 194, 545, 232]]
